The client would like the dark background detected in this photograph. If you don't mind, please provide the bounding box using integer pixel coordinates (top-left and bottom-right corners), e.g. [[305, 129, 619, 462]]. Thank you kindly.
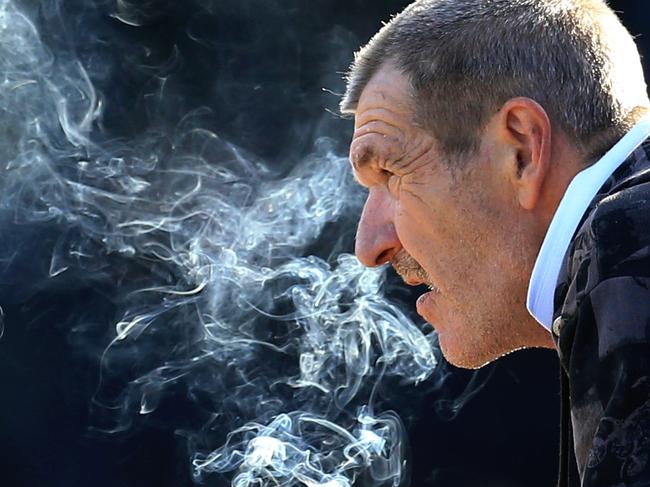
[[1, 1, 649, 486]]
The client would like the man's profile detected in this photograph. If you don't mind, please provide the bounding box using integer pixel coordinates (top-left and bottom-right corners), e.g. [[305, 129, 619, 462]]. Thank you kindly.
[[341, 0, 650, 485]]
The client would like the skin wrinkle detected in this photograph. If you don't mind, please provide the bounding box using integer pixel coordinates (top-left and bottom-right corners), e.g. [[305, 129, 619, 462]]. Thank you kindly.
[[356, 106, 410, 127], [354, 120, 403, 139], [395, 137, 433, 171], [352, 124, 406, 165], [352, 136, 433, 199], [400, 185, 427, 206]]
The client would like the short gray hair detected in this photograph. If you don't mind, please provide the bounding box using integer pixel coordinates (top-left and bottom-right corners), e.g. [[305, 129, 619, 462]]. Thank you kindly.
[[341, 0, 650, 160]]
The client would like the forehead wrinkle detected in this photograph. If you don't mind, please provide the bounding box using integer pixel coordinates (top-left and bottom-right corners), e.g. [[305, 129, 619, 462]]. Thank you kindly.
[[354, 106, 409, 131], [351, 116, 405, 171], [353, 120, 404, 143]]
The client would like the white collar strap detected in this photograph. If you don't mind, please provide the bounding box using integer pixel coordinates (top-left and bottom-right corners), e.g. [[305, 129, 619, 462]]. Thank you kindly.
[[527, 114, 650, 331]]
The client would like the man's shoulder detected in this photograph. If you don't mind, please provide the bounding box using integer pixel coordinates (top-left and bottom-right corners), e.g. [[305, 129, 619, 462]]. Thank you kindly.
[[585, 179, 650, 276], [569, 142, 650, 287], [553, 141, 650, 335]]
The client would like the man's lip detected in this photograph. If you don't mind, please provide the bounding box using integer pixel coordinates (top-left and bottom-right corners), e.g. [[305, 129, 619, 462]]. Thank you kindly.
[[416, 290, 439, 323], [402, 275, 440, 293], [403, 277, 425, 286]]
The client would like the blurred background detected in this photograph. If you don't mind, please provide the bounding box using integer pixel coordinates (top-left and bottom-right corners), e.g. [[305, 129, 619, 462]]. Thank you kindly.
[[0, 1, 648, 486]]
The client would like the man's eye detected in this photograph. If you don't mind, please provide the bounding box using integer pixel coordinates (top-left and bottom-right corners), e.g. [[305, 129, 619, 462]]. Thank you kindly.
[[383, 170, 400, 194]]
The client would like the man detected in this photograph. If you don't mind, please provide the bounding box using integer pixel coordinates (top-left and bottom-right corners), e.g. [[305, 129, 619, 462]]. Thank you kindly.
[[340, 0, 650, 485]]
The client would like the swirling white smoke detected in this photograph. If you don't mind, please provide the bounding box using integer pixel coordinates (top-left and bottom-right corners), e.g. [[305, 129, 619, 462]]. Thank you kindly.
[[0, 1, 437, 486]]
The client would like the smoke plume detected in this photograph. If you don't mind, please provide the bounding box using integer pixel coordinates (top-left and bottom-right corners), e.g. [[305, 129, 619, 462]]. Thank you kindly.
[[0, 1, 440, 485]]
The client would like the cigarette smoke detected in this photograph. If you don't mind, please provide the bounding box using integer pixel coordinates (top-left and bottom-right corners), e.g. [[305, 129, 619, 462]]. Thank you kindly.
[[0, 1, 441, 486]]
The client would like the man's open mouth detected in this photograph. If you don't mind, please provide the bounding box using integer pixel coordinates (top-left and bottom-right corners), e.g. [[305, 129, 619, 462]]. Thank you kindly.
[[396, 273, 441, 294]]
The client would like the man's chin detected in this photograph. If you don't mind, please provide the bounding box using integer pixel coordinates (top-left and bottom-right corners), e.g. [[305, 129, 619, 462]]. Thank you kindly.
[[439, 335, 549, 369], [433, 305, 554, 368], [437, 332, 512, 370]]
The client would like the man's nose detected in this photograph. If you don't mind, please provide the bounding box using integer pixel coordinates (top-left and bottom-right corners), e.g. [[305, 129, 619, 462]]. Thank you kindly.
[[355, 188, 402, 267]]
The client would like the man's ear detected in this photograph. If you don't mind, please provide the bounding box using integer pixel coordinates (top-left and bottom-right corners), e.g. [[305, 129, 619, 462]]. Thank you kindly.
[[496, 98, 552, 211]]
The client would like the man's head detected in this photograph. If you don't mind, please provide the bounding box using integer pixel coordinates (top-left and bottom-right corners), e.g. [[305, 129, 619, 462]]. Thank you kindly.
[[342, 0, 650, 368]]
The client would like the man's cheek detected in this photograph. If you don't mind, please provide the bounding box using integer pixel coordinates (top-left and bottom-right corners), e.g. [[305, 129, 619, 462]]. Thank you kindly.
[[397, 195, 448, 244], [394, 219, 437, 271], [397, 191, 434, 224]]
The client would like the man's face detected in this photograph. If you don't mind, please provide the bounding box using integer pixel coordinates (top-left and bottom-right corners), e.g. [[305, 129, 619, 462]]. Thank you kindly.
[[349, 64, 550, 368]]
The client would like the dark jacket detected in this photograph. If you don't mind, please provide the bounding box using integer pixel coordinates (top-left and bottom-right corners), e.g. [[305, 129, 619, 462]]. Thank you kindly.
[[554, 137, 650, 486]]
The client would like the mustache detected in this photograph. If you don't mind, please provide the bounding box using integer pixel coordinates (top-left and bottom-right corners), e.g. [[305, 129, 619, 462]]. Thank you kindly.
[[391, 251, 430, 284]]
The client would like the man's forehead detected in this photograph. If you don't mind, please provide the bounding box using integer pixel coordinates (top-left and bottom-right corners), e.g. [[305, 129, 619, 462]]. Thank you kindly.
[[353, 64, 413, 128]]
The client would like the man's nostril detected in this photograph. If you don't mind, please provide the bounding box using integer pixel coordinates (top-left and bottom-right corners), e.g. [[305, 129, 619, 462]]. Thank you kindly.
[[376, 248, 394, 266]]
